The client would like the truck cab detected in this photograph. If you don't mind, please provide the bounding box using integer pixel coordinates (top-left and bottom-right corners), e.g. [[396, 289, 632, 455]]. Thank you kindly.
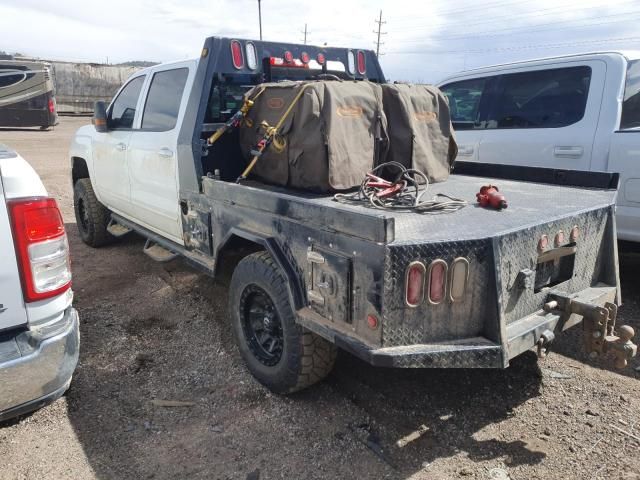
[[438, 51, 640, 242], [69, 37, 637, 394]]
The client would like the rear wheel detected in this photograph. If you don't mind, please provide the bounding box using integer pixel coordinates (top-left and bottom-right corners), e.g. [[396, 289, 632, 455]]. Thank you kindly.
[[73, 178, 113, 247], [230, 251, 337, 394]]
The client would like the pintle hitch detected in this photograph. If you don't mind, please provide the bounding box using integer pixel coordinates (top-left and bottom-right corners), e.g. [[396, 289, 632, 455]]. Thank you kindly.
[[544, 293, 638, 369]]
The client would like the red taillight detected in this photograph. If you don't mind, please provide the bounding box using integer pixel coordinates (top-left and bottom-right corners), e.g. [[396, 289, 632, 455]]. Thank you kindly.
[[555, 230, 565, 246], [8, 197, 71, 302], [230, 40, 244, 69], [428, 260, 447, 304], [48, 97, 55, 113], [357, 50, 366, 75], [405, 261, 426, 307], [367, 314, 379, 329], [300, 51, 310, 64], [283, 50, 294, 63], [317, 52, 326, 65]]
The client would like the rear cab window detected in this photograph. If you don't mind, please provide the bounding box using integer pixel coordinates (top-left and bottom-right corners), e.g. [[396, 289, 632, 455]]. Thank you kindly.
[[621, 60, 640, 130], [141, 68, 190, 131], [108, 75, 145, 129]]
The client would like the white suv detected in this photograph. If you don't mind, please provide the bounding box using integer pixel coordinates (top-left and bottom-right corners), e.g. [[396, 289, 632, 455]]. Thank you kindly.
[[0, 144, 79, 422]]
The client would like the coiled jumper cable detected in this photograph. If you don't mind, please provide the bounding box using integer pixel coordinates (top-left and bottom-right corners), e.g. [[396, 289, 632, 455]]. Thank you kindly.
[[333, 161, 467, 214]]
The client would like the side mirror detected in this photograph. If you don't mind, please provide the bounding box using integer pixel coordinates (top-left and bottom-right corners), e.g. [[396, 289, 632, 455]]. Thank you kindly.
[[92, 101, 108, 133]]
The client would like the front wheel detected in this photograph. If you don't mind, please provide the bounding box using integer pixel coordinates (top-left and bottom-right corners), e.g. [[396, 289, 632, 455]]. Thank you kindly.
[[73, 178, 113, 247], [230, 251, 337, 394]]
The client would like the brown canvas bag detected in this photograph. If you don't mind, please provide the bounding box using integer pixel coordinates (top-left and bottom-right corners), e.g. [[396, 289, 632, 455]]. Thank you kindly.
[[381, 84, 457, 183], [239, 80, 387, 192]]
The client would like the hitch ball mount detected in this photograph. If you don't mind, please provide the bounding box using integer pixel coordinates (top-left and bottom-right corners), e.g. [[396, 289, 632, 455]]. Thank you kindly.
[[544, 294, 638, 369]]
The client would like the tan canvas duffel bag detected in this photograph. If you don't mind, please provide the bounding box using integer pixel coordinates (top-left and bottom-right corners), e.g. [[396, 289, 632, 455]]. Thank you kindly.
[[239, 80, 387, 192], [381, 84, 457, 183]]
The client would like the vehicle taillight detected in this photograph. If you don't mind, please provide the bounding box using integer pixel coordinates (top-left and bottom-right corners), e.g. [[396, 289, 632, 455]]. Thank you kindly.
[[48, 97, 55, 113], [8, 197, 71, 302], [317, 53, 326, 65], [428, 260, 447, 304], [405, 261, 426, 307], [449, 258, 469, 302], [230, 40, 244, 69], [357, 50, 366, 75]]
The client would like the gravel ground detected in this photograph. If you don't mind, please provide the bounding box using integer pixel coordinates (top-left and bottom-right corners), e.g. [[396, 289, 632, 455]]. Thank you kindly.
[[0, 118, 639, 480]]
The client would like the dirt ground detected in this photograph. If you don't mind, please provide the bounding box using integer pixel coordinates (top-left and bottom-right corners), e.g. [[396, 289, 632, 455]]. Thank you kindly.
[[0, 117, 639, 480]]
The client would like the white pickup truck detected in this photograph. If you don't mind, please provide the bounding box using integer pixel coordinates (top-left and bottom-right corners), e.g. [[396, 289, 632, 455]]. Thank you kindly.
[[69, 37, 636, 394], [0, 145, 78, 421], [438, 51, 640, 242]]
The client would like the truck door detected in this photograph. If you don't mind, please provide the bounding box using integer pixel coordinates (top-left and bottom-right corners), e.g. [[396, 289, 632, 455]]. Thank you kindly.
[[477, 61, 606, 170], [93, 75, 146, 216], [126, 65, 191, 244]]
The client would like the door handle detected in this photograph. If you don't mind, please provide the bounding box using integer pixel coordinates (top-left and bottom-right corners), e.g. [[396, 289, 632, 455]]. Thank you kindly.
[[458, 145, 475, 156], [158, 148, 173, 158], [116, 142, 127, 151], [554, 146, 583, 158]]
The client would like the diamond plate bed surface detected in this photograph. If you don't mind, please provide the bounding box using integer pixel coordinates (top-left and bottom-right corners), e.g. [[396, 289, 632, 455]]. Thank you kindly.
[[244, 175, 614, 244]]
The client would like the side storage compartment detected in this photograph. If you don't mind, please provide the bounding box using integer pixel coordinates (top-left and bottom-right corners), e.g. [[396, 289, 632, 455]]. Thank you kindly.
[[306, 247, 353, 324]]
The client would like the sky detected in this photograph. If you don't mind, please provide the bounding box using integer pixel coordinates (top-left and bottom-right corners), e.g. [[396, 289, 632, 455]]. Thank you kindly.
[[1, 0, 639, 83]]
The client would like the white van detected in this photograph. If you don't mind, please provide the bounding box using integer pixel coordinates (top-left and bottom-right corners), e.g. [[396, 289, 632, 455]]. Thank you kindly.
[[438, 51, 640, 242]]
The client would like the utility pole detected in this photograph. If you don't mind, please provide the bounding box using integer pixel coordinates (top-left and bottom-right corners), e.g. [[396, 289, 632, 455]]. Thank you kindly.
[[373, 10, 387, 58], [258, 0, 263, 40], [301, 23, 310, 45]]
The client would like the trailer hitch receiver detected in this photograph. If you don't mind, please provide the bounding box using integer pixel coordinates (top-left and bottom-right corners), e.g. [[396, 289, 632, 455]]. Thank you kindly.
[[544, 293, 638, 369]]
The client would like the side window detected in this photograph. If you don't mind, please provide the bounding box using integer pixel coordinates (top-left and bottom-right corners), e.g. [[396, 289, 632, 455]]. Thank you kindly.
[[488, 66, 591, 129], [108, 76, 145, 129], [621, 60, 640, 130], [141, 68, 189, 131], [0, 69, 26, 88], [205, 81, 253, 123], [441, 78, 487, 130]]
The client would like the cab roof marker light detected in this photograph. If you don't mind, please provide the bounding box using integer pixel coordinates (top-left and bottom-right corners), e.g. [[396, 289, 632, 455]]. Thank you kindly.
[[317, 52, 326, 65], [245, 42, 258, 70], [230, 40, 244, 69], [449, 257, 470, 303], [357, 50, 366, 75], [427, 259, 448, 305], [347, 50, 356, 74]]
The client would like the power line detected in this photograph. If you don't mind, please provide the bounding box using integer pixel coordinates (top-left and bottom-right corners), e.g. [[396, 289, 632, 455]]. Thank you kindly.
[[387, 35, 640, 55], [390, 0, 637, 33], [391, 9, 640, 43], [374, 10, 387, 58], [387, 0, 534, 24], [301, 23, 310, 45]]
